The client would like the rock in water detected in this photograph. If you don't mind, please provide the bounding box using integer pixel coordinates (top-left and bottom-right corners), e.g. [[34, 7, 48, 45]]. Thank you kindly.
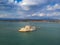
[[19, 25, 36, 32]]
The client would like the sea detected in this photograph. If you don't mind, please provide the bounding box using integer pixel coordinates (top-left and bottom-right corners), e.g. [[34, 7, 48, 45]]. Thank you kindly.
[[0, 21, 60, 45]]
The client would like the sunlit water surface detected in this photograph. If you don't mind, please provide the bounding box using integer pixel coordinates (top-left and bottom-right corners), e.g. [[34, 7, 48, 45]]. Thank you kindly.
[[0, 21, 60, 45]]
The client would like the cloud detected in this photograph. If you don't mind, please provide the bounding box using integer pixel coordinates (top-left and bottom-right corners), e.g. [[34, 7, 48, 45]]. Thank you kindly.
[[30, 3, 60, 19], [47, 4, 60, 11], [32, 13, 46, 17], [0, 14, 7, 18], [8, 0, 14, 3], [18, 0, 48, 5], [0, 0, 60, 19], [16, 0, 49, 11]]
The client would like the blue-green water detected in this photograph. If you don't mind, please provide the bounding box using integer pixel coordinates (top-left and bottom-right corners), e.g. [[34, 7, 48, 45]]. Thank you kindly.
[[0, 21, 60, 45]]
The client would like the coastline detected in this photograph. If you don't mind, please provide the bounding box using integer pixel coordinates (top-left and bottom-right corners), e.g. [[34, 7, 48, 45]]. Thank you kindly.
[[0, 19, 60, 23]]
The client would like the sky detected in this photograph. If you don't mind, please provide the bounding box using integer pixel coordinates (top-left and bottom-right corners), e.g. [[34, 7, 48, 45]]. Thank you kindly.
[[0, 0, 60, 19]]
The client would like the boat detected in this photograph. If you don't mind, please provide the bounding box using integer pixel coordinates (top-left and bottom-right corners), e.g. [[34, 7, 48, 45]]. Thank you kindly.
[[19, 25, 36, 32]]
